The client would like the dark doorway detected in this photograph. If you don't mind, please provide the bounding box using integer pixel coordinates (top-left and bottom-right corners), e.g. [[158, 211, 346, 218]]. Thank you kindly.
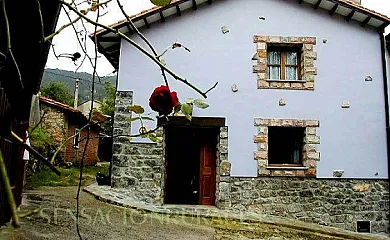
[[164, 127, 218, 205]]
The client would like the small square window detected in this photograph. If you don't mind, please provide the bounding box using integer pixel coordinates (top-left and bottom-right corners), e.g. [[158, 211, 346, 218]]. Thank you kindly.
[[267, 46, 301, 80], [268, 127, 304, 165]]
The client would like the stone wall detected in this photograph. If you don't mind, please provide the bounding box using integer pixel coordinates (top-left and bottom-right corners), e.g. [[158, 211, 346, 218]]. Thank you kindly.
[[218, 177, 389, 234], [111, 91, 165, 204], [40, 105, 68, 160]]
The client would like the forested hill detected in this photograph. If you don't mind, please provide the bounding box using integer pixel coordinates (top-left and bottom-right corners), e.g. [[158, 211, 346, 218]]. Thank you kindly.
[[42, 68, 117, 102]]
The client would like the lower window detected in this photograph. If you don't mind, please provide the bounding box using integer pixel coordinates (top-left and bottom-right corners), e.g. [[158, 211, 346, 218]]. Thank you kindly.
[[268, 127, 304, 166]]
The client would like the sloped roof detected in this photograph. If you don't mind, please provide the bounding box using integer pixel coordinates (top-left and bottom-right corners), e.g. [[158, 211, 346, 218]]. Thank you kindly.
[[92, 0, 390, 69], [40, 97, 104, 131]]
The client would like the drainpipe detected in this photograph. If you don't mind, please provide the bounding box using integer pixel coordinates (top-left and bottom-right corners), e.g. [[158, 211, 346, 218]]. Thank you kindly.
[[379, 30, 390, 211], [74, 78, 80, 109]]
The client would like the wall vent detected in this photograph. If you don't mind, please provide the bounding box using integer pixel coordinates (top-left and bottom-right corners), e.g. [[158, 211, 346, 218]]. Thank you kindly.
[[356, 220, 371, 233]]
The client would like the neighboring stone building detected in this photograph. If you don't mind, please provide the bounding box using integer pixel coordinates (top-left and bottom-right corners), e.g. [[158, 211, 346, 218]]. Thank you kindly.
[[92, 0, 390, 235], [39, 97, 100, 165]]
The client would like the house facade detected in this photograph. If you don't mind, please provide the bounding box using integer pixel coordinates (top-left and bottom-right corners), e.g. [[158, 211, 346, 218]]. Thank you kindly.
[[39, 97, 100, 165], [93, 0, 390, 234]]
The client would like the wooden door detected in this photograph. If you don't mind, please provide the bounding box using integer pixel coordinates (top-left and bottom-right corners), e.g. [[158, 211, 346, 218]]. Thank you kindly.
[[199, 142, 216, 205]]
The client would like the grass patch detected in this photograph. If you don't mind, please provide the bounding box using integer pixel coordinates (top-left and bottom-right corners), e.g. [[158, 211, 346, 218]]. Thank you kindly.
[[25, 164, 109, 189]]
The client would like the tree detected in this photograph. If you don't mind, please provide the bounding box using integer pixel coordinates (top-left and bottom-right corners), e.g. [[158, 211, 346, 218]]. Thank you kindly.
[[41, 82, 74, 106], [99, 82, 116, 135]]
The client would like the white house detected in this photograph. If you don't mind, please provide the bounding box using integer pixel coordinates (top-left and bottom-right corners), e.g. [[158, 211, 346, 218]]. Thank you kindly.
[[93, 0, 390, 234]]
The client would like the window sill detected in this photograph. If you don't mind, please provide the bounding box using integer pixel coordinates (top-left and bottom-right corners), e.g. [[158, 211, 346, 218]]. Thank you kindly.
[[266, 166, 308, 170], [266, 79, 306, 83]]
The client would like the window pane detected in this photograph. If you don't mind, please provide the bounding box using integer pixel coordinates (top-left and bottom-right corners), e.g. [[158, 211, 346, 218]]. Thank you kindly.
[[286, 52, 297, 65], [268, 51, 281, 64], [268, 66, 281, 80], [286, 66, 298, 80]]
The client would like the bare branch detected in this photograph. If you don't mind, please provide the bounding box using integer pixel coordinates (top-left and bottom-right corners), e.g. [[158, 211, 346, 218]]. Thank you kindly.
[[62, 6, 103, 83], [29, 111, 47, 135], [59, 0, 216, 98], [44, 16, 82, 42], [50, 123, 93, 163], [10, 131, 61, 176], [45, 0, 112, 42], [35, 0, 45, 41], [0, 151, 20, 228], [116, 0, 170, 87]]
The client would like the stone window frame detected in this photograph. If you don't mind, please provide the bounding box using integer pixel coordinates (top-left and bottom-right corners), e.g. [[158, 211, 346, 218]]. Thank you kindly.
[[253, 36, 317, 90], [254, 118, 320, 177]]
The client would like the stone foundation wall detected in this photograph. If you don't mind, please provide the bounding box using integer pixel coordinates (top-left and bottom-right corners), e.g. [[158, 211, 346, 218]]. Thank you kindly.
[[111, 141, 164, 204], [218, 177, 389, 234], [111, 91, 165, 204]]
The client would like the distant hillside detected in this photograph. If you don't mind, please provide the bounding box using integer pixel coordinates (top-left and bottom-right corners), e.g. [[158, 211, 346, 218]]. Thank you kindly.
[[41, 68, 117, 103]]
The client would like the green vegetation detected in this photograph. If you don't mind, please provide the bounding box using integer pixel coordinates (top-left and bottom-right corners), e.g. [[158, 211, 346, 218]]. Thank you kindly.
[[99, 82, 116, 135], [28, 127, 52, 148], [42, 68, 116, 103], [25, 165, 109, 189], [41, 82, 74, 105]]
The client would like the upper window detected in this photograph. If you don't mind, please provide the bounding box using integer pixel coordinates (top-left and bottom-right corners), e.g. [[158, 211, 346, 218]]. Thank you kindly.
[[253, 36, 317, 90], [268, 127, 304, 166], [267, 48, 300, 80]]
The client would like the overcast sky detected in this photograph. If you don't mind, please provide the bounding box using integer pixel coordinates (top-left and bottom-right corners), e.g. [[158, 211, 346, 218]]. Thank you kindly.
[[45, 0, 390, 76]]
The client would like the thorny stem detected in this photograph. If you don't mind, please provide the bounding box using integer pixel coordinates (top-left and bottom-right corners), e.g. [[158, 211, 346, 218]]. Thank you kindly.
[[45, 0, 112, 42], [62, 6, 102, 82], [2, 0, 23, 89], [75, 7, 100, 240], [116, 0, 169, 87], [35, 0, 45, 41], [2, 0, 10, 50], [45, 16, 82, 42], [0, 151, 20, 228], [59, 0, 216, 98]]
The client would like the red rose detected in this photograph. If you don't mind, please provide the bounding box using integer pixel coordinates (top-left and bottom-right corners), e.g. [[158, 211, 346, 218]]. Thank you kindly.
[[149, 85, 180, 115]]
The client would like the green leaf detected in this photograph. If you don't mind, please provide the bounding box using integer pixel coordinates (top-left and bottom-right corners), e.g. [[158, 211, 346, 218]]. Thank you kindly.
[[130, 105, 145, 114], [141, 116, 154, 121], [193, 99, 209, 109], [129, 117, 140, 122], [181, 103, 193, 116], [148, 134, 158, 142], [185, 114, 192, 121]]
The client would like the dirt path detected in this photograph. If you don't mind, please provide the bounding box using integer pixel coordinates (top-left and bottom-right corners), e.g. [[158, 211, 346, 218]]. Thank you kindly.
[[1, 187, 215, 240], [1, 186, 388, 240]]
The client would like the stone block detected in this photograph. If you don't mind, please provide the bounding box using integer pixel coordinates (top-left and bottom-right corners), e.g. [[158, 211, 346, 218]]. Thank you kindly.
[[254, 151, 267, 160], [303, 44, 313, 51], [220, 161, 232, 176], [257, 42, 267, 49], [268, 36, 281, 43], [304, 82, 315, 90], [254, 135, 268, 143], [291, 82, 303, 89], [269, 119, 282, 126], [306, 127, 316, 135], [257, 143, 267, 151], [353, 184, 370, 192], [254, 35, 268, 42], [304, 120, 320, 127], [258, 80, 270, 88], [270, 82, 282, 88], [281, 119, 294, 127], [255, 118, 270, 126], [258, 50, 267, 58], [306, 152, 320, 160]]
